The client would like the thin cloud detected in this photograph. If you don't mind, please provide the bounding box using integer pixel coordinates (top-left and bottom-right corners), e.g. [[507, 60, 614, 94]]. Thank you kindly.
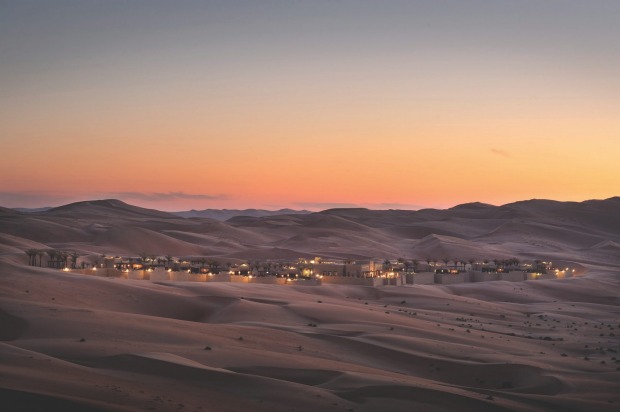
[[0, 191, 225, 208], [296, 202, 362, 210], [296, 201, 423, 211], [0, 191, 75, 208], [369, 202, 424, 210], [490, 148, 511, 158], [110, 192, 226, 202]]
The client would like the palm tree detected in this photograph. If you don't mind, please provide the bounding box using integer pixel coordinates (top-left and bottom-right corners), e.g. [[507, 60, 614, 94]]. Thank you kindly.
[[251, 262, 260, 274], [138, 252, 149, 269], [57, 251, 68, 269], [46, 250, 57, 268], [70, 251, 79, 269], [403, 260, 411, 273], [35, 250, 44, 266], [210, 260, 221, 273], [412, 259, 419, 272], [468, 258, 476, 270], [442, 258, 449, 268], [25, 249, 37, 266]]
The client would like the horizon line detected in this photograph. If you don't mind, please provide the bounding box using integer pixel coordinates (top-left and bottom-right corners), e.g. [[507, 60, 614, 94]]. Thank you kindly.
[[4, 195, 619, 214]]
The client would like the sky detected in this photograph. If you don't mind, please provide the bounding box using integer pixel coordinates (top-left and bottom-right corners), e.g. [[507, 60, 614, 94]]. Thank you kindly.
[[1, 0, 619, 211]]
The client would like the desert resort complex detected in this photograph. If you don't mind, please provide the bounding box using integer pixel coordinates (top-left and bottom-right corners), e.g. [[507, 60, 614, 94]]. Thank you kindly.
[[25, 250, 575, 286]]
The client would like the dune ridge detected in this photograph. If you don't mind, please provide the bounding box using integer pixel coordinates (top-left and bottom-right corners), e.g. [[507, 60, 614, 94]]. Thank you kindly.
[[1, 197, 619, 410]]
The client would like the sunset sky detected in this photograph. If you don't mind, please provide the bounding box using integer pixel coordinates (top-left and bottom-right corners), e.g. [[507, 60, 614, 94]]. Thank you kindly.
[[1, 1, 619, 211]]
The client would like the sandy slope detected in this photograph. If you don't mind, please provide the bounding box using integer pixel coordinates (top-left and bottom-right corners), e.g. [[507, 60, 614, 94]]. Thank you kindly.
[[1, 260, 619, 412], [1, 198, 619, 411], [2, 198, 620, 262]]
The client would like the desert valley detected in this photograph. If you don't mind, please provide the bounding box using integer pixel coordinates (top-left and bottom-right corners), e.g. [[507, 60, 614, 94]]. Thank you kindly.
[[1, 197, 619, 411], [3, 1, 620, 411]]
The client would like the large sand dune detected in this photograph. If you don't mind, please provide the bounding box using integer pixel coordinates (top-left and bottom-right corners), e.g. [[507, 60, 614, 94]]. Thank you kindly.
[[1, 197, 619, 411]]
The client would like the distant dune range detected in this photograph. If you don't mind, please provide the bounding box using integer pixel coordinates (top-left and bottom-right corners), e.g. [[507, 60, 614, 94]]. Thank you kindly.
[[1, 197, 620, 263], [0, 197, 619, 411], [174, 208, 312, 220]]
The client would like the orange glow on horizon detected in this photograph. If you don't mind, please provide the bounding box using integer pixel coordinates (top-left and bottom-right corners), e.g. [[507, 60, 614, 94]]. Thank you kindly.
[[1, 2, 619, 210]]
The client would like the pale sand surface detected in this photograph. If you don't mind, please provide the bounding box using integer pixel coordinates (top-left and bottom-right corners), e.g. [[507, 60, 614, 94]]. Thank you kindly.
[[1, 198, 619, 410], [1, 263, 619, 411]]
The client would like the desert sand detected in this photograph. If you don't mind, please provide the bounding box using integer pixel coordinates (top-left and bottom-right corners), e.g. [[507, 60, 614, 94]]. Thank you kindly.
[[1, 198, 619, 411]]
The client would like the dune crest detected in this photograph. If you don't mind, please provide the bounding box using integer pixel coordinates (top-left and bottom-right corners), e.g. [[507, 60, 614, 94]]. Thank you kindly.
[[1, 197, 619, 411]]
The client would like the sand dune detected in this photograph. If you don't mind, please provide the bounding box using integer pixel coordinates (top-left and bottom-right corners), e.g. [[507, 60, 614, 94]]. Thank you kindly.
[[1, 198, 619, 410], [93, 226, 207, 256], [2, 198, 619, 261], [2, 261, 618, 411], [413, 234, 502, 259]]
